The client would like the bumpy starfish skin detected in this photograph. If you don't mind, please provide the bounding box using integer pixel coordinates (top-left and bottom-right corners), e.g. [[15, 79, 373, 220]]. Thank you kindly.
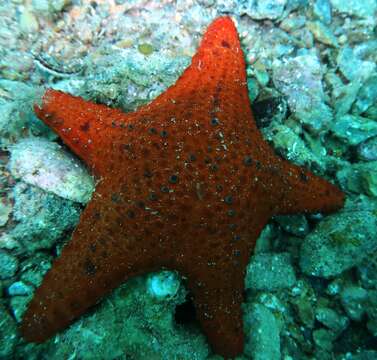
[[21, 17, 344, 357]]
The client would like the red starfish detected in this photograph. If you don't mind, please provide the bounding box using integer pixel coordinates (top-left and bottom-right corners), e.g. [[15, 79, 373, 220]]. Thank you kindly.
[[20, 16, 344, 357]]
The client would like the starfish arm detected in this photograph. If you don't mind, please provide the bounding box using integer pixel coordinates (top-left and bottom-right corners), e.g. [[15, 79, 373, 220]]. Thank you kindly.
[[34, 89, 132, 176], [273, 160, 345, 215], [186, 267, 245, 357], [147, 17, 257, 131], [20, 181, 157, 343]]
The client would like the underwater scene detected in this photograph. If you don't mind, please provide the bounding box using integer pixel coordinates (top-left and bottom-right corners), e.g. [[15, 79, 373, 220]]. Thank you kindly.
[[0, 0, 377, 359]]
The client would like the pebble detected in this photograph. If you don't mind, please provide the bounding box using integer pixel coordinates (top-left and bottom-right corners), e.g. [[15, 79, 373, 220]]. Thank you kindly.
[[337, 161, 377, 197], [280, 15, 306, 32], [366, 290, 377, 336], [337, 47, 376, 82], [312, 0, 332, 24], [272, 54, 332, 133], [334, 81, 362, 117], [20, 252, 52, 287], [10, 295, 30, 322], [307, 21, 338, 47], [357, 136, 377, 161], [315, 306, 349, 333], [240, 0, 287, 20], [245, 253, 296, 291], [31, 0, 72, 15], [313, 328, 335, 351], [244, 303, 281, 360], [19, 7, 39, 34], [290, 280, 316, 328], [254, 224, 277, 253], [7, 280, 34, 296], [0, 250, 18, 279], [263, 123, 322, 167], [9, 137, 95, 204], [247, 78, 259, 102], [0, 304, 17, 358], [330, 0, 377, 18], [353, 75, 377, 116], [0, 233, 19, 250], [357, 257, 377, 290], [340, 286, 368, 321], [147, 271, 180, 300], [0, 199, 12, 226], [331, 115, 377, 146], [275, 214, 309, 237]]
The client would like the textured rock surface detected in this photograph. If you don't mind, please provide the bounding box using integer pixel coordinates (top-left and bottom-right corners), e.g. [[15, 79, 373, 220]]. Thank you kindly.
[[0, 250, 18, 279], [300, 199, 377, 277], [9, 182, 80, 253], [245, 253, 297, 291], [244, 302, 281, 360], [0, 303, 18, 358], [42, 276, 209, 360], [9, 138, 95, 203]]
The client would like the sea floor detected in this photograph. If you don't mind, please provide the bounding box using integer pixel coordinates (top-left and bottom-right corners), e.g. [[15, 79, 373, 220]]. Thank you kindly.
[[0, 0, 377, 359]]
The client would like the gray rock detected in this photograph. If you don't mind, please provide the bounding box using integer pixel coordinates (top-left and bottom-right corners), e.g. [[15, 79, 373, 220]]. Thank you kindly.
[[8, 280, 34, 296], [263, 123, 323, 168], [357, 255, 377, 290], [366, 290, 377, 336], [353, 75, 377, 116], [315, 307, 349, 333], [0, 81, 53, 147], [313, 328, 335, 351], [146, 271, 180, 301], [337, 47, 376, 82], [300, 199, 377, 278], [0, 199, 12, 226], [307, 21, 338, 47], [248, 78, 260, 102], [20, 252, 52, 287], [337, 161, 377, 197], [9, 182, 81, 253], [0, 304, 18, 358], [345, 351, 377, 360], [340, 286, 368, 321], [254, 224, 278, 253], [9, 138, 95, 204], [240, 0, 287, 20], [290, 280, 316, 328], [275, 214, 309, 236], [246, 253, 296, 291], [331, 114, 377, 146], [312, 0, 332, 24], [244, 303, 280, 360], [280, 15, 306, 32], [10, 295, 31, 322], [0, 233, 19, 251], [272, 54, 332, 133], [82, 50, 190, 112], [31, 0, 71, 16], [0, 250, 18, 279], [334, 81, 362, 117], [19, 7, 39, 33], [330, 0, 377, 18], [357, 136, 377, 161]]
